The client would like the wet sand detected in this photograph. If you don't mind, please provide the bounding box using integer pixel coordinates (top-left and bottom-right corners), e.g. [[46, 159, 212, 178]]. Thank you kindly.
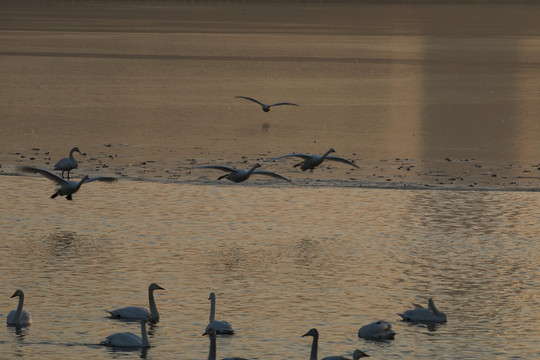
[[1, 1, 539, 191]]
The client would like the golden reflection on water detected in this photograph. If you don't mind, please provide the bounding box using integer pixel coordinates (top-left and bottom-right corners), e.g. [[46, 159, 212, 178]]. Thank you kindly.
[[1, 177, 539, 359]]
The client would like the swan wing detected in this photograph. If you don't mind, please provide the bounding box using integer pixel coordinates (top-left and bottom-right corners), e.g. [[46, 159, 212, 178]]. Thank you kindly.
[[207, 320, 235, 334], [108, 306, 150, 320], [252, 170, 291, 182], [102, 331, 141, 347], [7, 309, 32, 325], [54, 157, 77, 170], [236, 96, 265, 106], [398, 308, 446, 323], [82, 176, 117, 184], [193, 165, 236, 173], [412, 302, 424, 309], [269, 101, 298, 107], [266, 153, 312, 161], [20, 166, 68, 185], [325, 156, 359, 168]]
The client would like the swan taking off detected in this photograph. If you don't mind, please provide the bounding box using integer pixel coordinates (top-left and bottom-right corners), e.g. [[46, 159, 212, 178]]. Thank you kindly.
[[303, 328, 369, 360], [235, 96, 298, 112], [193, 163, 291, 183], [6, 289, 32, 326], [101, 319, 150, 348], [398, 298, 447, 324], [107, 283, 165, 323], [54, 146, 81, 180], [19, 166, 117, 200], [358, 320, 396, 340], [267, 148, 358, 171], [203, 292, 235, 335]]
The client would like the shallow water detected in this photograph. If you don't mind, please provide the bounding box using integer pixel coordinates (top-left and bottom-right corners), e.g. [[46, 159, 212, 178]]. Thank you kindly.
[[1, 176, 539, 359]]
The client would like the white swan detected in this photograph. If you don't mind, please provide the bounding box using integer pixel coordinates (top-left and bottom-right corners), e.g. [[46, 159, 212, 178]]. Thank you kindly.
[[54, 146, 81, 180], [303, 328, 370, 360], [107, 283, 165, 322], [398, 298, 447, 324], [204, 292, 235, 335], [20, 166, 116, 200], [101, 319, 150, 348], [6, 289, 32, 326], [236, 96, 298, 112], [358, 320, 396, 340], [193, 163, 291, 183], [267, 148, 358, 171], [207, 326, 248, 360]]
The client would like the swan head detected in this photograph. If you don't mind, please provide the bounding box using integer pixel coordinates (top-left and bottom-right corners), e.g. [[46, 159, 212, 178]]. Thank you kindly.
[[208, 292, 215, 300], [353, 349, 370, 358], [10, 289, 24, 298], [72, 147, 81, 154], [302, 328, 319, 338], [149, 283, 165, 293], [328, 148, 336, 153]]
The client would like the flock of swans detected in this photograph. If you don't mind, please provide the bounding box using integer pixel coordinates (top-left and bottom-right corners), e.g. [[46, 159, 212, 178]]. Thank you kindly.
[[6, 284, 447, 358]]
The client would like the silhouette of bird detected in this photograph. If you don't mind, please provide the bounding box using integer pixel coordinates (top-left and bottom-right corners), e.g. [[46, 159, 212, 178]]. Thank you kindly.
[[193, 163, 291, 183], [236, 96, 298, 112], [267, 148, 358, 171], [54, 146, 81, 180]]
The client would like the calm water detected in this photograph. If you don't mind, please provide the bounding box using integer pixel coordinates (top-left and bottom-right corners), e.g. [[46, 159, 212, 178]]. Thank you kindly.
[[1, 176, 539, 359]]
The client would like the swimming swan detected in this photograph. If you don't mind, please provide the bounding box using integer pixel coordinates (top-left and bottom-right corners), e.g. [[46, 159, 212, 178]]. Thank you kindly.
[[107, 283, 165, 323], [193, 163, 291, 183], [303, 328, 370, 360], [267, 148, 358, 171], [236, 96, 298, 112], [204, 292, 235, 335], [6, 289, 32, 326], [398, 298, 447, 324], [54, 146, 81, 180], [358, 320, 396, 340], [20, 166, 117, 200], [101, 319, 150, 348]]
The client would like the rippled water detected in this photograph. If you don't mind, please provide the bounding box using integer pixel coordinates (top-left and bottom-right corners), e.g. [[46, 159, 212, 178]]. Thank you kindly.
[[1, 176, 539, 359]]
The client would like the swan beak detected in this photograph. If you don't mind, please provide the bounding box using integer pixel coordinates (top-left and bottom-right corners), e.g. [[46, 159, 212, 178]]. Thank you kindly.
[[10, 292, 17, 298], [157, 285, 165, 290], [301, 331, 310, 337]]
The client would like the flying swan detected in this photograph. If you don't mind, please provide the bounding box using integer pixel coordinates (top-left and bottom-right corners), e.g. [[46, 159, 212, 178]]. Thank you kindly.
[[101, 319, 150, 348], [107, 283, 165, 323], [54, 146, 81, 180], [267, 148, 358, 171], [203, 292, 235, 335], [6, 289, 33, 326], [358, 320, 396, 340], [398, 298, 447, 324], [20, 166, 116, 200], [303, 328, 370, 360], [193, 163, 291, 183], [236, 96, 298, 112]]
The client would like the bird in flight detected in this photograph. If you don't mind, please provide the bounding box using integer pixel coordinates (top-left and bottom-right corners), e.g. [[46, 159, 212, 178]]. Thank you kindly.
[[235, 96, 298, 112], [267, 148, 358, 171]]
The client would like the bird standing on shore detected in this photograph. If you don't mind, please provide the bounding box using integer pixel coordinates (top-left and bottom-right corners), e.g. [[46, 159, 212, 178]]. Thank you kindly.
[[54, 146, 81, 180]]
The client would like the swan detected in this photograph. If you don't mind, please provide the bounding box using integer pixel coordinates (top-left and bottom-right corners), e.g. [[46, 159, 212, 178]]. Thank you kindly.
[[398, 298, 447, 324], [303, 328, 370, 360], [207, 326, 249, 360], [358, 320, 396, 340], [107, 283, 165, 322], [54, 146, 81, 180], [193, 163, 291, 183], [267, 148, 358, 171], [19, 166, 116, 200], [6, 289, 32, 326], [236, 96, 298, 112], [204, 292, 235, 335], [101, 319, 150, 348]]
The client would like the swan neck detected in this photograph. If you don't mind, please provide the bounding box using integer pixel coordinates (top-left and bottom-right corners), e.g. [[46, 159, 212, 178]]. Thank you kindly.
[[322, 149, 334, 158], [208, 332, 216, 360], [310, 332, 318, 360], [247, 165, 259, 175], [69, 149, 77, 160], [15, 294, 24, 322], [209, 296, 216, 322], [140, 321, 150, 347], [149, 288, 159, 321]]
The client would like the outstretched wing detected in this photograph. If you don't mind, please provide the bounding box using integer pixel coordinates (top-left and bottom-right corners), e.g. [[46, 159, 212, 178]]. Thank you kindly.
[[19, 166, 68, 185], [269, 102, 298, 107], [252, 170, 292, 182], [193, 165, 236, 173], [235, 96, 265, 106], [83, 176, 117, 184], [325, 155, 359, 168], [266, 153, 312, 162]]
